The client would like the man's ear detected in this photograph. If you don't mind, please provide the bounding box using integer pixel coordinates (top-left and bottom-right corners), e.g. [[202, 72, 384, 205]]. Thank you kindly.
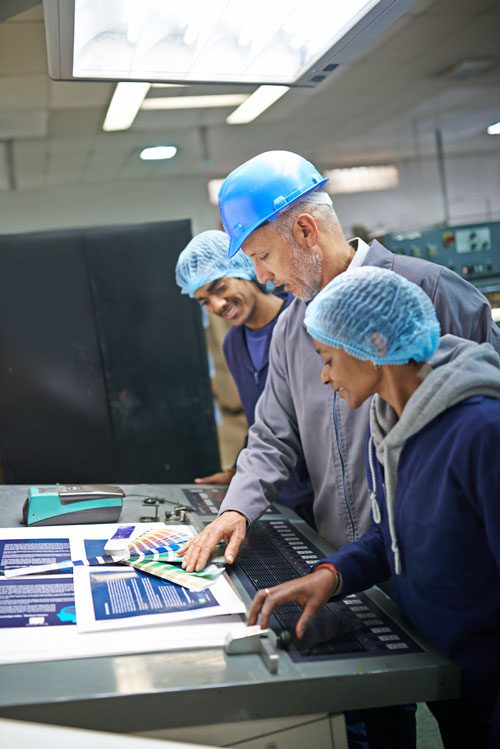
[[292, 213, 319, 249]]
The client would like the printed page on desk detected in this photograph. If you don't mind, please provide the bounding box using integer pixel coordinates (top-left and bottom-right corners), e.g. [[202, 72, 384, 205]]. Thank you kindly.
[[0, 525, 247, 665]]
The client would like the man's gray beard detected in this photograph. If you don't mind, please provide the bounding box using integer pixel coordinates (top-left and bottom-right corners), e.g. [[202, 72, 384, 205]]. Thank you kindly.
[[289, 240, 323, 301]]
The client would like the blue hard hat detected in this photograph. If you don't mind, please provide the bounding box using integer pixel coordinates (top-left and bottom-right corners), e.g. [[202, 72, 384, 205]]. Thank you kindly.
[[219, 151, 329, 258]]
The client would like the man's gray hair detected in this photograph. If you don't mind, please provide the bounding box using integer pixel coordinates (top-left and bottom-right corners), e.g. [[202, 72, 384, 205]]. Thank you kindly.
[[298, 190, 333, 207], [274, 190, 341, 237]]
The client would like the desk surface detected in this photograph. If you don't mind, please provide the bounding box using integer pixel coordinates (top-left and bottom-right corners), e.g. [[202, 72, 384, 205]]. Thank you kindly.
[[0, 484, 460, 733]]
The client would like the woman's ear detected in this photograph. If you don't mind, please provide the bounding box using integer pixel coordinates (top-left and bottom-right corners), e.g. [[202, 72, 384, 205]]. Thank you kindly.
[[368, 331, 387, 357]]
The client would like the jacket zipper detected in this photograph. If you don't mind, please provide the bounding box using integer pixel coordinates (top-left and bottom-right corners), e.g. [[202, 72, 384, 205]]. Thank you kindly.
[[332, 392, 356, 541]]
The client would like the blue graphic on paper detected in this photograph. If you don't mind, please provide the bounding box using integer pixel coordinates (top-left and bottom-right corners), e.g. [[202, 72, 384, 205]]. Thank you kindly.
[[84, 539, 107, 558], [0, 576, 75, 628], [57, 605, 77, 623], [89, 568, 218, 621], [0, 538, 71, 574]]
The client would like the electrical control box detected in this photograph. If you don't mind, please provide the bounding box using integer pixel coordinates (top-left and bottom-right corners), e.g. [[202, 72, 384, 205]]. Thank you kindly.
[[382, 221, 500, 283]]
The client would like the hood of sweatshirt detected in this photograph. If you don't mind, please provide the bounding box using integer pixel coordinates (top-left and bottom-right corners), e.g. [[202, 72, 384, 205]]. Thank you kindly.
[[368, 334, 500, 573]]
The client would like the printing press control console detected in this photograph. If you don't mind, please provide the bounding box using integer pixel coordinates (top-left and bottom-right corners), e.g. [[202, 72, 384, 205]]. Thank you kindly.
[[181, 486, 421, 662], [0, 484, 460, 735]]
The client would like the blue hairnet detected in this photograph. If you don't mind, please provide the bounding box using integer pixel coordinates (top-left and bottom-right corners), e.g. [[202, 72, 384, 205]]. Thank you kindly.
[[304, 267, 440, 364], [175, 230, 257, 298]]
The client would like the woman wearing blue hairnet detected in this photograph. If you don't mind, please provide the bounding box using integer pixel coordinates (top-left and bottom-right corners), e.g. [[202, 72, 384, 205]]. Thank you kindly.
[[248, 266, 500, 749]]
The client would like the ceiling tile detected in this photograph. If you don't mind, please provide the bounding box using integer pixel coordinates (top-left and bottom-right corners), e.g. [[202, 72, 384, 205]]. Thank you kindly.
[[0, 74, 48, 111], [0, 23, 46, 74], [0, 110, 47, 138], [14, 137, 46, 189], [425, 0, 496, 13], [7, 3, 44, 23], [368, 13, 472, 62], [49, 80, 114, 110], [49, 108, 102, 136]]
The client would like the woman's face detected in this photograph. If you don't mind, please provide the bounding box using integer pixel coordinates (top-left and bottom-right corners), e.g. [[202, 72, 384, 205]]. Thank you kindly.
[[314, 339, 381, 409]]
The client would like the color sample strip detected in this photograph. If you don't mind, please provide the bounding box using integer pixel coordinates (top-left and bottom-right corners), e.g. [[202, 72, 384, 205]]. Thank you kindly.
[[123, 528, 227, 566], [124, 527, 192, 560], [125, 559, 225, 592]]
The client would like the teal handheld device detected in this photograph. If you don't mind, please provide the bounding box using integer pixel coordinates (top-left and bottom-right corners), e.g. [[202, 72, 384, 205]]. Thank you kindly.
[[23, 485, 124, 526]]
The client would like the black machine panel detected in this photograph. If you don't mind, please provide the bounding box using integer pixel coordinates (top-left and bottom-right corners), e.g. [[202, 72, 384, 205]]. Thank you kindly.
[[182, 487, 277, 515], [231, 519, 422, 662], [0, 221, 220, 484]]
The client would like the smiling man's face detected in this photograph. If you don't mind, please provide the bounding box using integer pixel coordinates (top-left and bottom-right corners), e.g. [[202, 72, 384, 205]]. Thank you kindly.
[[194, 276, 259, 327]]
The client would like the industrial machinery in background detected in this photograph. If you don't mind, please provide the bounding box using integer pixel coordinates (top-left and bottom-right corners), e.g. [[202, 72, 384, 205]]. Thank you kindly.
[[382, 221, 500, 323]]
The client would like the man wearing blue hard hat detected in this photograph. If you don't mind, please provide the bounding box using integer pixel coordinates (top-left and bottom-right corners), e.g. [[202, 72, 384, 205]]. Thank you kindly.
[[180, 150, 500, 569]]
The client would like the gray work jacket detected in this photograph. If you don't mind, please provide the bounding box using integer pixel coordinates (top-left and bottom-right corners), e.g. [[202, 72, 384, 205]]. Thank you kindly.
[[219, 241, 500, 550]]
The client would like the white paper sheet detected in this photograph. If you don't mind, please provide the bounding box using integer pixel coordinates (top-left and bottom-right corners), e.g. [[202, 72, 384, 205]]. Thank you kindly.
[[0, 613, 248, 664], [0, 523, 248, 665], [74, 565, 246, 633]]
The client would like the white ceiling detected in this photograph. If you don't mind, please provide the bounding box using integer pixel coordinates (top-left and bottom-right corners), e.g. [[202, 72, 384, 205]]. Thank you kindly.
[[0, 0, 499, 192]]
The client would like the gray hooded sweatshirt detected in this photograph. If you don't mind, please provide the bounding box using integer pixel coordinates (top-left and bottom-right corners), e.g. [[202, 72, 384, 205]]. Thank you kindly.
[[369, 335, 500, 574]]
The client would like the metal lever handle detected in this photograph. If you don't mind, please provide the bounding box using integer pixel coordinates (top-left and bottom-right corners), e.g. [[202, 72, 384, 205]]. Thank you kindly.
[[224, 626, 280, 674]]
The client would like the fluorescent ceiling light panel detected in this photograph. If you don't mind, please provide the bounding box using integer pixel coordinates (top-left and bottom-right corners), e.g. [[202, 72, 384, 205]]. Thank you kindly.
[[103, 82, 151, 131], [324, 165, 399, 194], [208, 179, 225, 206], [226, 85, 289, 124], [72, 0, 381, 85], [142, 94, 248, 110], [140, 146, 178, 161], [487, 121, 500, 135]]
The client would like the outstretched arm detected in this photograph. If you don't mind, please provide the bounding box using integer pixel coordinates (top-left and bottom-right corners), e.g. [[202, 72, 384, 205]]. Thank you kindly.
[[247, 567, 339, 639], [178, 510, 247, 572]]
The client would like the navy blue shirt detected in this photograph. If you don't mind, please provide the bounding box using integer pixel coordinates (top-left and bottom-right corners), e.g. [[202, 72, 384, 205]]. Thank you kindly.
[[244, 321, 274, 373], [223, 293, 313, 510], [324, 395, 500, 738]]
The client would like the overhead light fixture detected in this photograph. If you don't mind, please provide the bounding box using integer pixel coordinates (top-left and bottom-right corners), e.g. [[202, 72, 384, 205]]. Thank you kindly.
[[140, 146, 178, 161], [44, 0, 417, 87], [103, 82, 151, 131], [142, 94, 249, 111], [226, 86, 289, 124], [324, 165, 399, 194], [487, 121, 500, 135], [208, 179, 225, 206]]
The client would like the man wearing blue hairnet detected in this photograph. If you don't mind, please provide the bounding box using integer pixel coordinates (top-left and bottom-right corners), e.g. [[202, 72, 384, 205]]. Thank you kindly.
[[176, 229, 313, 519]]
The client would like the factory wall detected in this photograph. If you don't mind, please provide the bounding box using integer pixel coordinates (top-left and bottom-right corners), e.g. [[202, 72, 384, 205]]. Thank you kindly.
[[0, 150, 499, 238]]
